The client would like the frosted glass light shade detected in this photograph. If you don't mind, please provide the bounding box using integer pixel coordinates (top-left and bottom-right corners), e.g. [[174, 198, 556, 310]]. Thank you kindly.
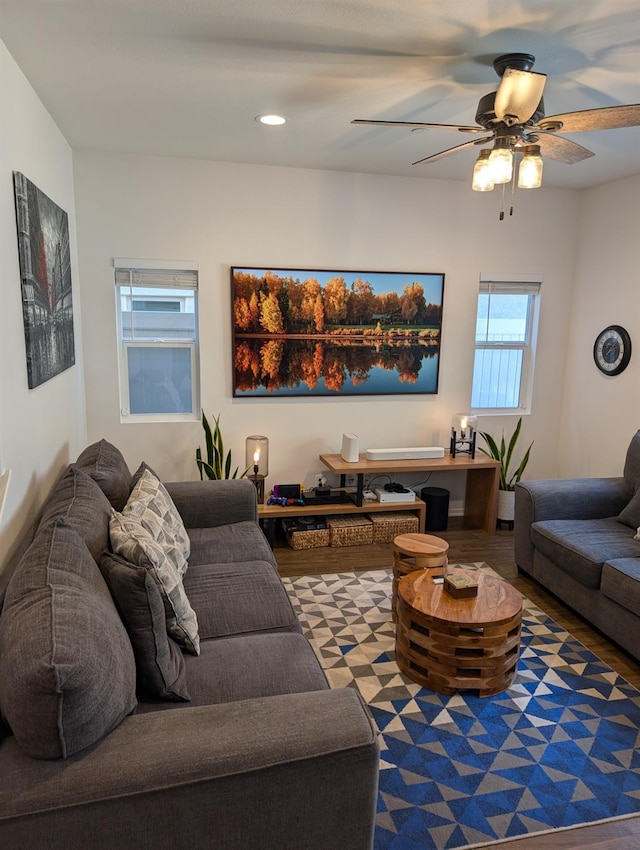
[[472, 150, 495, 191], [246, 435, 269, 477], [452, 414, 477, 439], [518, 145, 543, 188], [488, 146, 514, 184]]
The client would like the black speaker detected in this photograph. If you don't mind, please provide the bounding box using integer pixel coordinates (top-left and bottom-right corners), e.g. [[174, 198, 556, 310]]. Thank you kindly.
[[421, 486, 450, 532]]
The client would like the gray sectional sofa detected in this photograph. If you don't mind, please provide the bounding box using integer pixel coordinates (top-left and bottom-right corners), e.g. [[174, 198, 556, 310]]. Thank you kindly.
[[515, 430, 640, 661], [0, 440, 379, 849]]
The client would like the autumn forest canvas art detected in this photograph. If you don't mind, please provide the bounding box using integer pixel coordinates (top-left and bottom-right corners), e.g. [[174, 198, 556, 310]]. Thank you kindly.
[[231, 267, 445, 397]]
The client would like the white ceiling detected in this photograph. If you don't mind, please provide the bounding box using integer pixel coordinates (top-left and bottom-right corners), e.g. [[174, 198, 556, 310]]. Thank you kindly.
[[1, 0, 639, 189]]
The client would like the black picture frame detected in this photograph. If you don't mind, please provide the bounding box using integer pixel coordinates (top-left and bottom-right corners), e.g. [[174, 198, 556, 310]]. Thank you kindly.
[[13, 172, 75, 389], [231, 267, 445, 397]]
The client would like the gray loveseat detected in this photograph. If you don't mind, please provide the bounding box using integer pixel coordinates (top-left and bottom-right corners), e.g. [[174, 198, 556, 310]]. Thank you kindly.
[[0, 440, 379, 849], [514, 430, 640, 661]]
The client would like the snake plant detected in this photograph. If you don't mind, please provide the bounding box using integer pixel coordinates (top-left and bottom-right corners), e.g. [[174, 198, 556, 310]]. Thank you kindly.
[[196, 411, 246, 480], [478, 417, 533, 491]]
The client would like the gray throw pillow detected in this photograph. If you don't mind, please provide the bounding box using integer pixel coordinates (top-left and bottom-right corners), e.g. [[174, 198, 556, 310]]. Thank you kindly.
[[38, 465, 112, 561], [618, 487, 640, 530], [75, 439, 132, 512], [100, 552, 191, 702], [0, 520, 137, 760], [131, 461, 161, 492], [623, 430, 640, 491], [110, 469, 199, 655]]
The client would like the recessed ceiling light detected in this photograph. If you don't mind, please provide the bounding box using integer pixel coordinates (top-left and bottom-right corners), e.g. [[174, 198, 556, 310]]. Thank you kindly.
[[256, 114, 287, 126]]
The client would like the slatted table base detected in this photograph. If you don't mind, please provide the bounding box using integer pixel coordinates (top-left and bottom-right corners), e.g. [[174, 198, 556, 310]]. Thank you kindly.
[[395, 570, 523, 697]]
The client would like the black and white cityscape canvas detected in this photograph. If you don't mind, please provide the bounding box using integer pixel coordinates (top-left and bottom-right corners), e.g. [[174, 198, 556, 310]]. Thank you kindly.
[[13, 172, 75, 389]]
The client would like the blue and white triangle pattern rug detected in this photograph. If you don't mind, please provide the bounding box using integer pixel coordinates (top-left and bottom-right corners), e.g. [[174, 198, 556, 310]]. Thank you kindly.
[[283, 567, 640, 850]]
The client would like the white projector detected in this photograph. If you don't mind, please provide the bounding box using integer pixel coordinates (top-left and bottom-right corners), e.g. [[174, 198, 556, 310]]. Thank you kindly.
[[366, 446, 445, 461], [375, 488, 416, 503]]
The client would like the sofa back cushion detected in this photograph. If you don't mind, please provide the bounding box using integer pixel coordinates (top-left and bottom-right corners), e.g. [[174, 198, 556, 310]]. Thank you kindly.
[[75, 439, 132, 512], [0, 520, 137, 759], [37, 465, 112, 561]]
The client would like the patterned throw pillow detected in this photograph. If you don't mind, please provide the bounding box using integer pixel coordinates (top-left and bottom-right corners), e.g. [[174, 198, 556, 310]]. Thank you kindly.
[[109, 468, 199, 655]]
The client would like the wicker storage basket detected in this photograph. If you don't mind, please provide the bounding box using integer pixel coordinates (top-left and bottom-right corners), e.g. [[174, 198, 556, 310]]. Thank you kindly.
[[282, 518, 330, 550], [327, 515, 374, 547], [368, 511, 420, 543]]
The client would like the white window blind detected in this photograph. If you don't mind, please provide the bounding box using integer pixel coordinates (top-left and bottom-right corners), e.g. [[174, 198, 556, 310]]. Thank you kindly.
[[114, 260, 200, 422]]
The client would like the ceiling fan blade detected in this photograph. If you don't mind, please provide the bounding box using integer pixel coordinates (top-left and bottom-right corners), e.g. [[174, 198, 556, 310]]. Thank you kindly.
[[351, 119, 483, 132], [539, 103, 640, 133], [412, 136, 493, 166], [494, 68, 546, 126], [533, 132, 594, 164]]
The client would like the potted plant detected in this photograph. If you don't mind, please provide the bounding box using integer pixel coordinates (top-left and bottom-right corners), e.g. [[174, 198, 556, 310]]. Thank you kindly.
[[196, 411, 247, 480], [478, 417, 533, 523]]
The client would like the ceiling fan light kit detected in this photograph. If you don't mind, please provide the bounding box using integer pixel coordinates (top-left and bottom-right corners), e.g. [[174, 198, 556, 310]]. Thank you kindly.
[[352, 52, 640, 217]]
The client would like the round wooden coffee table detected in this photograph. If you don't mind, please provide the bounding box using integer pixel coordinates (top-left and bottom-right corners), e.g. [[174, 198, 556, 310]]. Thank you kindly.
[[395, 567, 522, 697]]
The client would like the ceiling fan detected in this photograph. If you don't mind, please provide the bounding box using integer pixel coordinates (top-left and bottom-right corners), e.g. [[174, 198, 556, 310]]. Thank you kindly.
[[352, 53, 640, 193]]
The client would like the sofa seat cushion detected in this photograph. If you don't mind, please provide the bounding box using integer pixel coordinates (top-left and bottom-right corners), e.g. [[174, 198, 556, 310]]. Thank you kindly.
[[110, 468, 199, 655], [99, 553, 190, 702], [75, 439, 132, 512], [0, 520, 137, 760], [531, 518, 640, 588], [38, 465, 112, 561], [188, 521, 276, 569], [183, 561, 301, 640], [601, 559, 640, 616], [137, 632, 328, 712]]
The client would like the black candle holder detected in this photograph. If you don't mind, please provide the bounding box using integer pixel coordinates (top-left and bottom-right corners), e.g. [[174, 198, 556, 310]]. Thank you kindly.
[[450, 428, 476, 459]]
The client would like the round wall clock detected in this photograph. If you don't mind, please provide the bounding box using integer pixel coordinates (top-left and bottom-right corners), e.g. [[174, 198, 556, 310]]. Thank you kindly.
[[593, 325, 632, 376]]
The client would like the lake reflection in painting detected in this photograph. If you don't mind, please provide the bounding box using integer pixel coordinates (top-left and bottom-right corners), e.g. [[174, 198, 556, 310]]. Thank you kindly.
[[231, 267, 445, 397], [233, 338, 439, 397]]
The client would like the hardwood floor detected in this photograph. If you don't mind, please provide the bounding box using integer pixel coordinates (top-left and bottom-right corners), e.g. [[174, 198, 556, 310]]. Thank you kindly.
[[274, 520, 640, 849]]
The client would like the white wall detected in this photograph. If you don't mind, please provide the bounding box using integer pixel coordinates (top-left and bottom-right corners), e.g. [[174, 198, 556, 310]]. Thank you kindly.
[[73, 150, 580, 502], [0, 39, 86, 568], [559, 175, 640, 477]]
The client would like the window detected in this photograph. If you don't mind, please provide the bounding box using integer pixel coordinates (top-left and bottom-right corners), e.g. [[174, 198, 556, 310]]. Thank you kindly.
[[471, 277, 541, 412], [114, 259, 199, 422]]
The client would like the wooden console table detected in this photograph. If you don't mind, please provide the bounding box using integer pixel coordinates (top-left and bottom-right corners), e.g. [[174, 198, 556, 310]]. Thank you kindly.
[[319, 451, 500, 534], [258, 497, 425, 546]]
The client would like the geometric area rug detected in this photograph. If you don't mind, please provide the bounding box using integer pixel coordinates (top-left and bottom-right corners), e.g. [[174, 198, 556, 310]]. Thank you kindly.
[[283, 567, 640, 850]]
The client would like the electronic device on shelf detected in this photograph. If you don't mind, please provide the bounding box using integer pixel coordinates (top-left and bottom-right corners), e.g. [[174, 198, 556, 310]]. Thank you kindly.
[[365, 447, 445, 461], [375, 487, 416, 503], [341, 432, 360, 462]]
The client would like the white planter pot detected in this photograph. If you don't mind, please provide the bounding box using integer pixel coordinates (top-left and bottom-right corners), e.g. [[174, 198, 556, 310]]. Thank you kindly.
[[497, 489, 516, 522]]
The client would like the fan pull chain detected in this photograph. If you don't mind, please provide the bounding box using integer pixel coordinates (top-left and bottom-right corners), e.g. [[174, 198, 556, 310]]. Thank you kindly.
[[510, 166, 516, 216], [499, 183, 505, 220]]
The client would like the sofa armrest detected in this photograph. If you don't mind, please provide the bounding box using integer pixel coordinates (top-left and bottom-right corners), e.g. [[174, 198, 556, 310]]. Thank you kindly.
[[514, 477, 631, 573], [164, 478, 258, 528], [0, 688, 379, 850]]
